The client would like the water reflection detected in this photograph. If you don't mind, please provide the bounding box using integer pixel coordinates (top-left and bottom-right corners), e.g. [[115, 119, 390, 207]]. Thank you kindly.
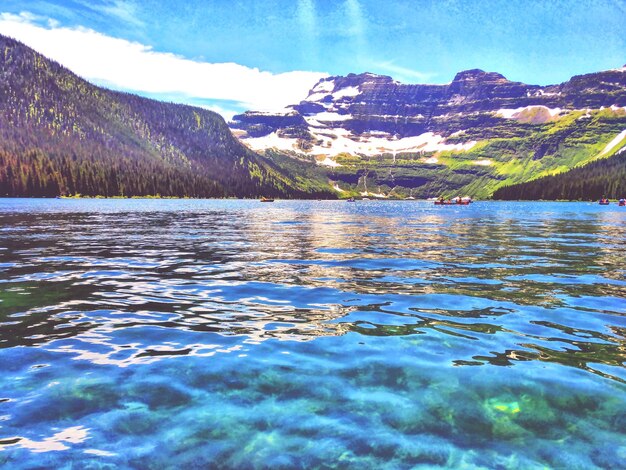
[[1, 426, 89, 453], [0, 201, 625, 378]]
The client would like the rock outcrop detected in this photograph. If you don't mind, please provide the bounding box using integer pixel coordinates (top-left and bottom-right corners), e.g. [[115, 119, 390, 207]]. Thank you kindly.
[[231, 68, 626, 148]]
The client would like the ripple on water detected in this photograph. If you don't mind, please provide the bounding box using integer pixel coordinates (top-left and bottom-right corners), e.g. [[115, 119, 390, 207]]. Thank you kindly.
[[0, 199, 625, 468]]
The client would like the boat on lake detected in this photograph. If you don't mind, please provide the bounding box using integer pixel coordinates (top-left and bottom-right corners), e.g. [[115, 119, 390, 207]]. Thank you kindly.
[[260, 197, 274, 202], [599, 198, 610, 205], [619, 198, 625, 206], [434, 196, 472, 205]]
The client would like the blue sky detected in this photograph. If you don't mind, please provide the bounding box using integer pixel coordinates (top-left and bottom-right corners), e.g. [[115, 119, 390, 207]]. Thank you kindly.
[[1, 0, 624, 118]]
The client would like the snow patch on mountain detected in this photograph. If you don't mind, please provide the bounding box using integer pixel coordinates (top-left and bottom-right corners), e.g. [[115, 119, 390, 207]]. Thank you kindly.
[[497, 105, 563, 120], [244, 109, 297, 117], [309, 112, 353, 122], [600, 129, 626, 155], [245, 132, 299, 153], [241, 127, 477, 159], [306, 85, 361, 103], [534, 90, 562, 97], [306, 91, 330, 101], [361, 190, 388, 198], [304, 118, 324, 128], [311, 80, 335, 94], [331, 86, 360, 100], [320, 156, 341, 167]]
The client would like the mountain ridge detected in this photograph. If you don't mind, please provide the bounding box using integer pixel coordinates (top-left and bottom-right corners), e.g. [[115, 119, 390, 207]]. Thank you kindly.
[[233, 66, 626, 136], [1, 32, 625, 200], [0, 34, 334, 198], [231, 65, 626, 198]]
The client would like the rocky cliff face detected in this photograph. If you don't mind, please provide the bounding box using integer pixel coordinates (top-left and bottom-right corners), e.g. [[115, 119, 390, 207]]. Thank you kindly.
[[230, 66, 626, 199], [231, 67, 626, 150]]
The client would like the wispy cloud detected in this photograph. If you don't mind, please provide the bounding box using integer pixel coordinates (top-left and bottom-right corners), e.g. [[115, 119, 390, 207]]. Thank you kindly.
[[373, 61, 435, 83], [75, 0, 144, 28], [344, 0, 367, 59], [297, 0, 318, 66], [0, 12, 327, 118], [97, 0, 144, 28]]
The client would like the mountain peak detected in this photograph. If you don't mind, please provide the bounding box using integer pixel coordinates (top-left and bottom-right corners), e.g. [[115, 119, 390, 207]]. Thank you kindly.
[[347, 72, 393, 81], [452, 69, 508, 83], [304, 72, 395, 103]]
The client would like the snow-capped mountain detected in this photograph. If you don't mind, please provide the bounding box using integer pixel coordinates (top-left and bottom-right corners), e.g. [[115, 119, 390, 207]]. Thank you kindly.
[[231, 67, 626, 162], [229, 67, 626, 199]]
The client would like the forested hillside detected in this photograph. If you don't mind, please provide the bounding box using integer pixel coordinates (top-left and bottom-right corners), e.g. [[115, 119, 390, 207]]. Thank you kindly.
[[492, 151, 626, 200], [0, 35, 334, 198]]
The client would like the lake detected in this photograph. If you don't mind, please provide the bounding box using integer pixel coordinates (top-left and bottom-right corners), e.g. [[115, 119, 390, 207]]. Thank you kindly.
[[0, 199, 624, 469]]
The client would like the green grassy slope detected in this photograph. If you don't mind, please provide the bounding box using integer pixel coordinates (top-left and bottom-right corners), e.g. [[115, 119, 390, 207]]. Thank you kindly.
[[297, 109, 626, 199], [492, 148, 626, 200]]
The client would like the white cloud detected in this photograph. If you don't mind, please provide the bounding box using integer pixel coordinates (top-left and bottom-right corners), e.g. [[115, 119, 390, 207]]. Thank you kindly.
[[0, 12, 328, 117]]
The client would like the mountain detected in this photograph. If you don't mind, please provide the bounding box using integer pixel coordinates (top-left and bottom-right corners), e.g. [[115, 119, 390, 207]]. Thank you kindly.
[[0, 34, 334, 198], [231, 68, 626, 198], [3, 31, 624, 200]]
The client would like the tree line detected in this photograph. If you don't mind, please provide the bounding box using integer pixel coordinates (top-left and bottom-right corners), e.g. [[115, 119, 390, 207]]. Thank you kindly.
[[492, 152, 626, 200]]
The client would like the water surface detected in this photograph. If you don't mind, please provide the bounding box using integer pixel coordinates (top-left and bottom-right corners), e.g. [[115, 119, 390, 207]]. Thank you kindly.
[[0, 199, 625, 468]]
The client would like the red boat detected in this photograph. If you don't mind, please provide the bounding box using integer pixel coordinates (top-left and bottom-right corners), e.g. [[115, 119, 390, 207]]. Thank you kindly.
[[434, 198, 471, 205]]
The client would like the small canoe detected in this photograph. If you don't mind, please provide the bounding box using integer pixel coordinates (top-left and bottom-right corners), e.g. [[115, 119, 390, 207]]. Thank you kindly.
[[260, 197, 274, 202]]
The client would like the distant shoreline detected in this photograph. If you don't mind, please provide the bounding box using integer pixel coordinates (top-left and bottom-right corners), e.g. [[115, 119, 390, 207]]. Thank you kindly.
[[0, 196, 619, 203]]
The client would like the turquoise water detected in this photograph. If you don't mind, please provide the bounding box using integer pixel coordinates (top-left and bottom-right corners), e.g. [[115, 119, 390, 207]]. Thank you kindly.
[[0, 199, 624, 469]]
